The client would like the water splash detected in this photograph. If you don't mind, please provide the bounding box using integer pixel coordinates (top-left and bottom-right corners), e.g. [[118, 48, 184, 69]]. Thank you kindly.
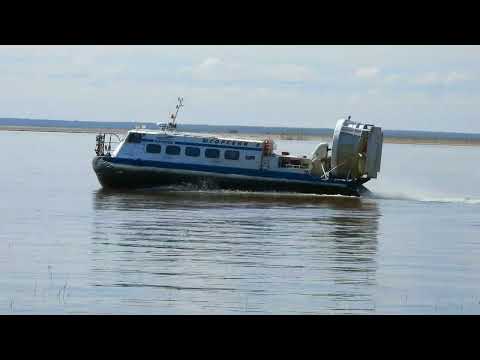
[[125, 184, 360, 199], [367, 191, 480, 205]]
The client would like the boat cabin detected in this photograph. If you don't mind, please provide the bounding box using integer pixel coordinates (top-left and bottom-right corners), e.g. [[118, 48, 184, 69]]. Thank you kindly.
[[105, 129, 312, 175]]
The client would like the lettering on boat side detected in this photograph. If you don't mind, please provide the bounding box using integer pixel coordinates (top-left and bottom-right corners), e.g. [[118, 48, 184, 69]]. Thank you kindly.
[[202, 138, 250, 146], [136, 137, 262, 151]]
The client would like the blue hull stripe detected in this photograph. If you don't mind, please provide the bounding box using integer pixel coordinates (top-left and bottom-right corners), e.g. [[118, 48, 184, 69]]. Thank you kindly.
[[107, 157, 349, 186]]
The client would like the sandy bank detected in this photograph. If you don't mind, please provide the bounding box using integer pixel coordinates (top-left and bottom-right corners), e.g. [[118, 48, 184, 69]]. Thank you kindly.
[[2, 125, 480, 147]]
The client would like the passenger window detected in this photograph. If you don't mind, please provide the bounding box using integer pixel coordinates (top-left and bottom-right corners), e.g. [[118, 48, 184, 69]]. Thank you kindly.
[[166, 145, 181, 155], [145, 144, 161, 153], [126, 132, 143, 143], [224, 150, 240, 160], [185, 146, 200, 157], [245, 155, 256, 160], [205, 148, 220, 158]]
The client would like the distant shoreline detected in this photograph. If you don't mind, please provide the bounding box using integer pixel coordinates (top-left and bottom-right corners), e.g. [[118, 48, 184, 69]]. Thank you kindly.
[[2, 125, 480, 147]]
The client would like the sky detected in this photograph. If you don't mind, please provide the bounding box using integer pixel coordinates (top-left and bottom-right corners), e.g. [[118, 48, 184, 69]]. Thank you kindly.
[[0, 45, 479, 133]]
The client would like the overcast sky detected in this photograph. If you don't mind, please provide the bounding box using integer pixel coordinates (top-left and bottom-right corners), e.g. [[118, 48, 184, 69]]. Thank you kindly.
[[1, 45, 479, 132]]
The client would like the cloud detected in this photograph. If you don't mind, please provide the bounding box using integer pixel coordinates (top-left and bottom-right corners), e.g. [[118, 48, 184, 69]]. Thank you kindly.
[[199, 57, 222, 68], [264, 64, 314, 82], [355, 66, 380, 79], [445, 71, 471, 83], [414, 72, 440, 85], [190, 57, 235, 81], [384, 74, 401, 83], [187, 57, 316, 83], [414, 71, 473, 85]]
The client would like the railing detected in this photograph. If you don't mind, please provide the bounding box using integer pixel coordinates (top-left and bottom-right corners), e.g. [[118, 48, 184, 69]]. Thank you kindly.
[[95, 133, 123, 156], [156, 122, 177, 132]]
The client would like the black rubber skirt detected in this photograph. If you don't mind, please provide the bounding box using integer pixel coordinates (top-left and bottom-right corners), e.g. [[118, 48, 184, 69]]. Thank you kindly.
[[92, 156, 366, 196]]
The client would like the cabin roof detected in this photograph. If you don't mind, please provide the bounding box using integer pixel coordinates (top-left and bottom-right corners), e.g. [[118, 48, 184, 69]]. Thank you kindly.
[[129, 129, 265, 144]]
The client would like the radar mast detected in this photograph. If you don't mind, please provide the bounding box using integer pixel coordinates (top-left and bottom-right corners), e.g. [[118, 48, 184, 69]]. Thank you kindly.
[[157, 97, 184, 131], [168, 97, 184, 129]]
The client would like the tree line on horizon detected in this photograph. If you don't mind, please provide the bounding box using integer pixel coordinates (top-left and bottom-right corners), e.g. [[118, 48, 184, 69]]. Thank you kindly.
[[1, 117, 480, 141]]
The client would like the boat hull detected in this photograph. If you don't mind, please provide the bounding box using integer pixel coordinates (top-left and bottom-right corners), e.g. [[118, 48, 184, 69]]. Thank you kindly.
[[92, 156, 367, 196]]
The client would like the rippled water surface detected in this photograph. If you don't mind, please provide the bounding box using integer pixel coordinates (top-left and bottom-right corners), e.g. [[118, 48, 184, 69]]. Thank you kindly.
[[1, 131, 480, 314]]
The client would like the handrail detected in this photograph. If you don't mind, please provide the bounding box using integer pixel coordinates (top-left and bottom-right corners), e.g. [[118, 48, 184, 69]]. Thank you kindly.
[[95, 132, 123, 156]]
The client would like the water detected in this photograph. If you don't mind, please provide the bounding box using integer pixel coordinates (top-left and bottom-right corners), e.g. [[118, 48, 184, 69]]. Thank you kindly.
[[1, 131, 480, 314]]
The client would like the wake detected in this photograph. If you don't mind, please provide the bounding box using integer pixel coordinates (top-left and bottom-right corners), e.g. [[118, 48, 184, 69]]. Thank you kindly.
[[366, 191, 480, 205], [110, 184, 480, 205]]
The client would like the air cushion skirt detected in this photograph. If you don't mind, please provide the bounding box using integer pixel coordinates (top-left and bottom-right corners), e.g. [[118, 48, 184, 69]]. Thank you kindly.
[[93, 156, 368, 196]]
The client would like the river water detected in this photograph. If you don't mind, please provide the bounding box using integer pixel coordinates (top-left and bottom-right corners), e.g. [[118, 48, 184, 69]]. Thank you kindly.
[[1, 131, 480, 314]]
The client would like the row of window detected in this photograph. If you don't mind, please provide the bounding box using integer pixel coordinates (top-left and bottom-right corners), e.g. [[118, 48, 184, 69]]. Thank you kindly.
[[145, 144, 255, 161]]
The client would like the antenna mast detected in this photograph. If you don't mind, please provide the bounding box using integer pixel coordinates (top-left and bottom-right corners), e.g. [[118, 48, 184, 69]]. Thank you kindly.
[[169, 97, 184, 129]]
